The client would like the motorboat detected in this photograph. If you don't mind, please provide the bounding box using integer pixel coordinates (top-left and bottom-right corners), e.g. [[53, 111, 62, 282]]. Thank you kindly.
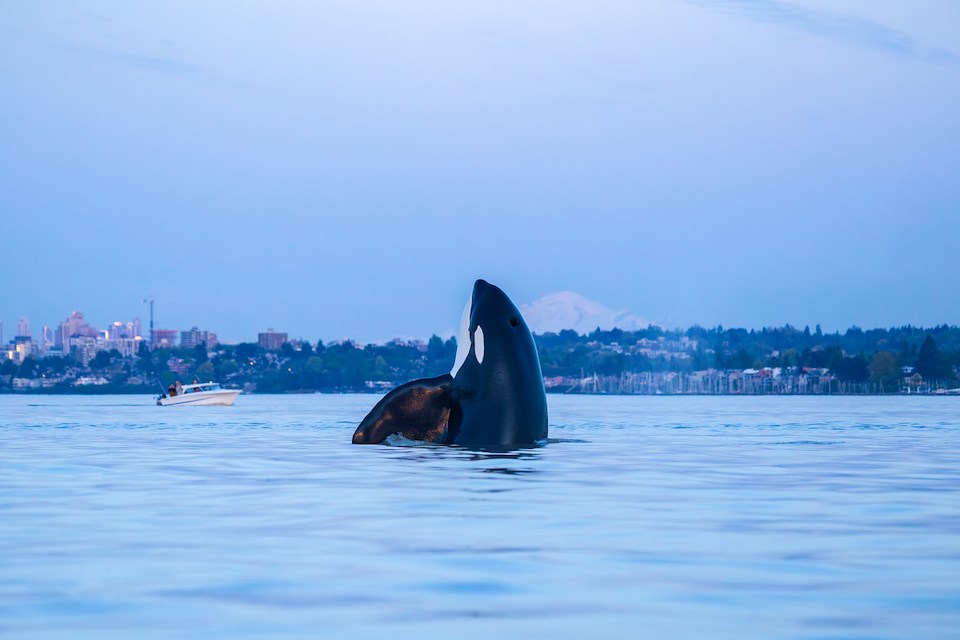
[[157, 382, 240, 406]]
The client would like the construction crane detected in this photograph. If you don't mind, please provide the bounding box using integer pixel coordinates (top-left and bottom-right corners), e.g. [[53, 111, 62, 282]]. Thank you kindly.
[[141, 297, 155, 347], [140, 296, 178, 348]]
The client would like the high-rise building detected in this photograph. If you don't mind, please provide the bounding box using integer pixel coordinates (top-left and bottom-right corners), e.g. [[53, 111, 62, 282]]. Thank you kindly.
[[258, 329, 288, 351], [17, 316, 30, 339], [132, 317, 142, 340], [57, 311, 97, 348], [39, 324, 60, 357], [180, 327, 216, 350], [152, 329, 178, 349], [70, 337, 99, 366], [8, 335, 35, 364]]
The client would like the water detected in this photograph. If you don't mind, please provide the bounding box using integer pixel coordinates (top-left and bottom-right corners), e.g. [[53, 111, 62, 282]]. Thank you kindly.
[[1, 395, 957, 639]]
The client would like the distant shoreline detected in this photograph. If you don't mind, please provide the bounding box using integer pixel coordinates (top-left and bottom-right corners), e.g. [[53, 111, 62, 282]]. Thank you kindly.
[[4, 325, 957, 397], [1, 388, 956, 397]]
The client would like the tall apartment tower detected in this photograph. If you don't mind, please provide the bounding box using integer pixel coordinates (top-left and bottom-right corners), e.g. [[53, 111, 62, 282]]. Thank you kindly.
[[180, 327, 208, 350], [57, 311, 86, 348], [17, 316, 30, 339], [258, 329, 289, 351]]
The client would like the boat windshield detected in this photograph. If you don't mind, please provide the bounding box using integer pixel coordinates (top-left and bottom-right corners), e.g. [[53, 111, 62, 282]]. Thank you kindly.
[[186, 383, 221, 392]]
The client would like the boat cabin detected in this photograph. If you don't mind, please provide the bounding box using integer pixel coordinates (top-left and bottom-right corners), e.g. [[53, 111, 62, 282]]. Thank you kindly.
[[181, 382, 222, 394]]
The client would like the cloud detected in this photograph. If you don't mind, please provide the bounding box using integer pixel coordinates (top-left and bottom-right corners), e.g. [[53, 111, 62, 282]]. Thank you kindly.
[[59, 44, 199, 76], [683, 0, 954, 62]]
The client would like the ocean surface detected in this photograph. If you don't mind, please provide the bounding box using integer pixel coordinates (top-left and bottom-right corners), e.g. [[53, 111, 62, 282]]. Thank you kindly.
[[1, 394, 957, 639]]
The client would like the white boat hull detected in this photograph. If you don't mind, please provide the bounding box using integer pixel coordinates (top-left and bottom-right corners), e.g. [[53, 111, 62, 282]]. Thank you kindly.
[[157, 389, 240, 406]]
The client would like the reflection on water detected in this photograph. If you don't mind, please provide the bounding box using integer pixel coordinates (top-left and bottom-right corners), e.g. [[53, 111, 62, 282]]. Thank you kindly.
[[377, 441, 544, 478], [0, 394, 958, 639]]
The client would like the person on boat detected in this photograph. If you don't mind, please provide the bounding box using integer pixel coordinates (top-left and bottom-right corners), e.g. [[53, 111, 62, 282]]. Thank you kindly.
[[168, 383, 176, 397], [175, 380, 183, 396]]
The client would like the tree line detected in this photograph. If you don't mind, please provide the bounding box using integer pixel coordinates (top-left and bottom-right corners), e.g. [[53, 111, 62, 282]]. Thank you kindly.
[[536, 324, 958, 389], [2, 323, 958, 393]]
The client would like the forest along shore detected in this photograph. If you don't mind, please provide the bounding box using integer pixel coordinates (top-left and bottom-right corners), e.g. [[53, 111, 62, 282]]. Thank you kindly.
[[3, 326, 958, 395]]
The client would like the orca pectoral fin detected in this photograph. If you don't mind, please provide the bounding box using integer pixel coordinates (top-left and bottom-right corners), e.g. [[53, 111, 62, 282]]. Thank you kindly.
[[352, 374, 455, 444]]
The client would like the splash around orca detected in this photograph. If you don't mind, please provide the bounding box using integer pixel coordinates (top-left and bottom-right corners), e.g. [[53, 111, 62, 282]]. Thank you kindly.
[[352, 279, 548, 448]]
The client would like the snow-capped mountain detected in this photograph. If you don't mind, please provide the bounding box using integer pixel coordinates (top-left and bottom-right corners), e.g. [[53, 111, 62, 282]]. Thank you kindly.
[[520, 291, 648, 335]]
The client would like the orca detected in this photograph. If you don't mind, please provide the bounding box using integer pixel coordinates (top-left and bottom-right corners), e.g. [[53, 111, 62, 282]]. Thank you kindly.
[[353, 279, 548, 448]]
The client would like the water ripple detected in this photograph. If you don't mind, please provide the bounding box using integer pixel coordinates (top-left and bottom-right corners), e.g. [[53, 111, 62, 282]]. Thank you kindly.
[[1, 394, 958, 639]]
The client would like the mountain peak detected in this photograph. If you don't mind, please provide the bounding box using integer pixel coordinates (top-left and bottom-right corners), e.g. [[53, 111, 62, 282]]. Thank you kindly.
[[520, 291, 648, 335]]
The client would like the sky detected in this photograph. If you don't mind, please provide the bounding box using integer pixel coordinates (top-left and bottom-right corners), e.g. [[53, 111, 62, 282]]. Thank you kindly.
[[1, 0, 958, 344]]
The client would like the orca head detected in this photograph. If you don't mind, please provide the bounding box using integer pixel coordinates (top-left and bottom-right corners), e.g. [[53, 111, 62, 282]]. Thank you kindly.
[[451, 279, 525, 380], [447, 279, 547, 447]]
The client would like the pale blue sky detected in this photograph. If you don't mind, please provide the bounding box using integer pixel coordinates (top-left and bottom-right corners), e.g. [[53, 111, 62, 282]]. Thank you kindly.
[[1, 1, 958, 343]]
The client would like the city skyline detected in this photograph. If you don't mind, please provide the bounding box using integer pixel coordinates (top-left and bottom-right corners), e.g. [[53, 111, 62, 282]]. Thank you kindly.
[[4, 288, 960, 353], [2, 2, 958, 343], [3, 313, 957, 395]]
